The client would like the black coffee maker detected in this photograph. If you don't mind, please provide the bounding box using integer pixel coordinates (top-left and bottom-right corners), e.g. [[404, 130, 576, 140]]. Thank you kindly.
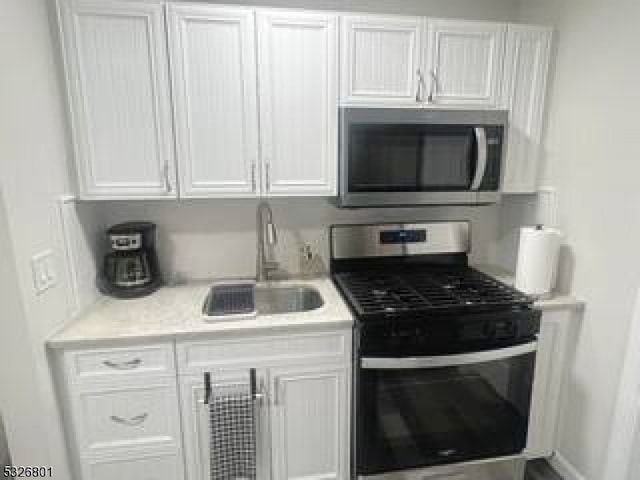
[[100, 222, 162, 298]]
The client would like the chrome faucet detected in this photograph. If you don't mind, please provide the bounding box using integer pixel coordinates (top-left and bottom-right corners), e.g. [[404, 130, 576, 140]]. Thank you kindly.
[[256, 201, 279, 282]]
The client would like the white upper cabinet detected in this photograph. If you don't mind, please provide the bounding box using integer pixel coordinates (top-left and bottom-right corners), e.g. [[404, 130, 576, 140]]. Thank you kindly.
[[501, 25, 552, 193], [168, 5, 260, 198], [57, 0, 552, 200], [425, 19, 506, 107], [58, 0, 176, 199], [340, 15, 424, 105], [257, 10, 338, 196], [270, 364, 349, 480]]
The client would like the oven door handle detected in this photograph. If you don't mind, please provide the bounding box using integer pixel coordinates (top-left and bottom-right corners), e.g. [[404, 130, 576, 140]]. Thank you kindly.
[[360, 341, 537, 370], [470, 127, 488, 191]]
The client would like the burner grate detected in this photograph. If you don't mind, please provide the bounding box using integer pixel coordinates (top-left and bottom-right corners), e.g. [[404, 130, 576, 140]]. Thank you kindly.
[[333, 267, 532, 317]]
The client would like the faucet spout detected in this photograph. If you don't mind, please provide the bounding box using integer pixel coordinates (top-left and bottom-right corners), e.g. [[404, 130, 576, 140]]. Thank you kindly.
[[256, 201, 279, 282]]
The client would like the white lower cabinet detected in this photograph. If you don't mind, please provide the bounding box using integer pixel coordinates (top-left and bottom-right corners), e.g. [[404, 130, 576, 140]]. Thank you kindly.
[[59, 345, 185, 480], [526, 308, 575, 458], [270, 364, 349, 480], [177, 329, 352, 480]]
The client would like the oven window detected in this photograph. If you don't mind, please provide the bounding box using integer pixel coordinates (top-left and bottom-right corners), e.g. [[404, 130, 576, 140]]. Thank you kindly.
[[357, 352, 535, 475], [348, 124, 476, 192]]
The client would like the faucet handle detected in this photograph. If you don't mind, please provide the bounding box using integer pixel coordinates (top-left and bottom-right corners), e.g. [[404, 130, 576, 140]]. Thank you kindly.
[[264, 260, 279, 270]]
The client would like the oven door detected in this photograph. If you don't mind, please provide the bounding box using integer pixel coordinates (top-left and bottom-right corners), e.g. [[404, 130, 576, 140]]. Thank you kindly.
[[338, 108, 506, 207], [356, 341, 537, 476]]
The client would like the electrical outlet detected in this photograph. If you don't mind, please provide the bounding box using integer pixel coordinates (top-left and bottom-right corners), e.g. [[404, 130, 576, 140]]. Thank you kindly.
[[537, 186, 559, 228], [31, 250, 58, 294]]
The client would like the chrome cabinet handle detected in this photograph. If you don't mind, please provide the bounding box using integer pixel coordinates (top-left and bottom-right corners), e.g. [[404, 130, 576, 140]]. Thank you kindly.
[[251, 164, 257, 192], [103, 358, 142, 370], [427, 69, 438, 103], [110, 413, 148, 426], [250, 368, 267, 404], [273, 377, 283, 406], [163, 162, 172, 193], [265, 163, 271, 192], [415, 69, 425, 102]]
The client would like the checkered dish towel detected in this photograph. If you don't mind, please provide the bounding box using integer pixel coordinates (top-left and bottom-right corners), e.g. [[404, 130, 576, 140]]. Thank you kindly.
[[209, 392, 257, 480]]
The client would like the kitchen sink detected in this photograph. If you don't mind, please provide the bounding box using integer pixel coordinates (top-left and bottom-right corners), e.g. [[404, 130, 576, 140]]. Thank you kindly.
[[202, 283, 324, 319], [255, 285, 324, 315]]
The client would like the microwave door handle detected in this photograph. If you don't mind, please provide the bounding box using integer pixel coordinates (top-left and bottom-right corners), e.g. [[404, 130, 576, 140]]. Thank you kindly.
[[360, 340, 537, 370], [470, 127, 488, 191]]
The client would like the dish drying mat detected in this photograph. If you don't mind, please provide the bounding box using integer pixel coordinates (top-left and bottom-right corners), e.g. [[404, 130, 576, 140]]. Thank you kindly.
[[208, 386, 257, 480], [204, 281, 257, 320]]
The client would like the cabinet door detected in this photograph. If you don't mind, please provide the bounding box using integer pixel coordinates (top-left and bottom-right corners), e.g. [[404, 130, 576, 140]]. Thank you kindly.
[[168, 5, 260, 198], [425, 19, 505, 107], [257, 10, 338, 196], [526, 309, 573, 459], [270, 364, 349, 480], [180, 371, 270, 480], [58, 0, 176, 199], [340, 15, 424, 105], [501, 25, 552, 193]]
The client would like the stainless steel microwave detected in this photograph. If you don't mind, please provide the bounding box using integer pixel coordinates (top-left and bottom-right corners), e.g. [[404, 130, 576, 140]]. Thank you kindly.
[[336, 108, 508, 208]]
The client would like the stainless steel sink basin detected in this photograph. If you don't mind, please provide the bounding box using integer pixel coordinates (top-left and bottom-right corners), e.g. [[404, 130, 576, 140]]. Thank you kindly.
[[202, 283, 324, 319], [255, 285, 324, 315]]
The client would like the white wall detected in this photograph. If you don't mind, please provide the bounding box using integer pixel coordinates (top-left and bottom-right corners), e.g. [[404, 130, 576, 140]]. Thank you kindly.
[[0, 0, 77, 477], [99, 200, 500, 281], [495, 1, 640, 478], [0, 189, 55, 471]]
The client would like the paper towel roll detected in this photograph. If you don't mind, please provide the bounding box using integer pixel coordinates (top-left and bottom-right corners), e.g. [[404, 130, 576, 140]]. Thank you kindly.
[[515, 226, 562, 297]]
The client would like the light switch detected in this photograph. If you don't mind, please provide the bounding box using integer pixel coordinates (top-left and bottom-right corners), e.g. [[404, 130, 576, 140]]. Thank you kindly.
[[31, 250, 58, 294]]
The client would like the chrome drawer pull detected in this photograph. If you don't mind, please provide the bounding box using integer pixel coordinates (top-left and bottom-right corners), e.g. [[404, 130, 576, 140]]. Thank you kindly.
[[103, 358, 143, 370], [110, 413, 148, 426]]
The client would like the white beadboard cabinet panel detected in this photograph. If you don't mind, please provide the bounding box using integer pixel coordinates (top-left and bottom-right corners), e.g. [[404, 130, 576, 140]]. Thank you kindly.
[[501, 25, 552, 193], [58, 0, 177, 199], [83, 450, 184, 480], [257, 10, 338, 196], [168, 4, 260, 198], [179, 370, 271, 480], [69, 378, 182, 455], [526, 309, 573, 459], [425, 19, 506, 107], [340, 15, 424, 105], [270, 364, 349, 480]]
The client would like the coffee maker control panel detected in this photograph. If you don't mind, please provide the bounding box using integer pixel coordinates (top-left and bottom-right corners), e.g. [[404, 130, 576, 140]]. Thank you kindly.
[[111, 233, 142, 251]]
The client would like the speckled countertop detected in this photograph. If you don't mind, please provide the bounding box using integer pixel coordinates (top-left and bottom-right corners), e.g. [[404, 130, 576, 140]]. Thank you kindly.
[[48, 267, 583, 349], [48, 277, 353, 349], [474, 264, 585, 312]]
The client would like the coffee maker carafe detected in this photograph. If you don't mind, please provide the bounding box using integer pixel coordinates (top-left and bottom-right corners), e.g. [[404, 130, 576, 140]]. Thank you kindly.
[[100, 222, 162, 298]]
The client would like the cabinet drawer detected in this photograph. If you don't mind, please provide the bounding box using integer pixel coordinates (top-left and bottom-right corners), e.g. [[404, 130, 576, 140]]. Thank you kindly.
[[82, 450, 184, 480], [71, 379, 181, 454], [64, 344, 175, 382], [177, 331, 350, 374]]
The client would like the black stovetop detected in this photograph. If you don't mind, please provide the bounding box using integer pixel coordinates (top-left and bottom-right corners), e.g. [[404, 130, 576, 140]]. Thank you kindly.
[[332, 265, 533, 320]]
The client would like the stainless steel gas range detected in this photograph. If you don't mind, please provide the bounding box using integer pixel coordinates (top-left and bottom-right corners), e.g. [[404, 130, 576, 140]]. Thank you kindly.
[[329, 221, 541, 480]]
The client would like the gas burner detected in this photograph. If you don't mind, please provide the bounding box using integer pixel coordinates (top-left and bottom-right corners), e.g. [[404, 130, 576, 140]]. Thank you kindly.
[[333, 268, 532, 319]]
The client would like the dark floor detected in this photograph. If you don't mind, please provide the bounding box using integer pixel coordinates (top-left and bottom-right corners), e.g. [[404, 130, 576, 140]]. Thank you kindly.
[[526, 460, 563, 480]]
